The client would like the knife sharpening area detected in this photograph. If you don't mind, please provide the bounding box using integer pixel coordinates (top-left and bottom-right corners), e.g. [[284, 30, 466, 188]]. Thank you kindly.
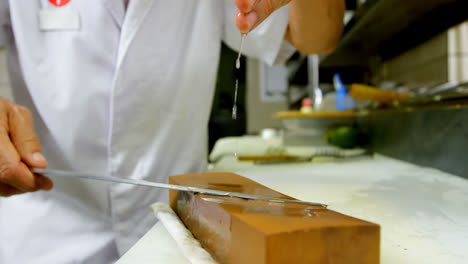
[[2, 0, 468, 263], [116, 136, 468, 264]]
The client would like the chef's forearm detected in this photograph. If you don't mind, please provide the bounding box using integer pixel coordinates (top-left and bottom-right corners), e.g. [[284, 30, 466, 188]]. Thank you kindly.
[[285, 0, 345, 55]]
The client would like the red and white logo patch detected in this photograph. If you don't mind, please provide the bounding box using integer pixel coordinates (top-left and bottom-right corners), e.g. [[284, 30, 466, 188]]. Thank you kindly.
[[48, 0, 71, 7]]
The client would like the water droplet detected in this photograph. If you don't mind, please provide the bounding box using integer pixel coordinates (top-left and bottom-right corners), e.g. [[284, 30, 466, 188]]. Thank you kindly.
[[305, 207, 318, 217], [232, 79, 239, 120], [235, 34, 246, 70], [232, 104, 237, 120]]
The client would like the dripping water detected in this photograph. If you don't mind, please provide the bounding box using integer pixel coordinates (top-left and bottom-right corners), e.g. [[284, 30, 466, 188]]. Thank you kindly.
[[235, 34, 246, 70], [232, 34, 246, 159], [232, 34, 246, 120]]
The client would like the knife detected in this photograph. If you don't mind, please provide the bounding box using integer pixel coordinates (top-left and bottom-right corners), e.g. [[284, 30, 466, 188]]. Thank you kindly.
[[32, 168, 327, 208]]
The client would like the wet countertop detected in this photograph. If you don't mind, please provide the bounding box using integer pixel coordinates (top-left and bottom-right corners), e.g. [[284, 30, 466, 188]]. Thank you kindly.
[[118, 136, 468, 264]]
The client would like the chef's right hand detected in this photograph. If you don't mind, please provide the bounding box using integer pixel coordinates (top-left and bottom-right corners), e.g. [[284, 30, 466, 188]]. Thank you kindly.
[[0, 97, 53, 197]]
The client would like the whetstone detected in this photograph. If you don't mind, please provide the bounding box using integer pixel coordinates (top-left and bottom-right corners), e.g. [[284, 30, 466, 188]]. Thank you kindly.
[[169, 173, 380, 264]]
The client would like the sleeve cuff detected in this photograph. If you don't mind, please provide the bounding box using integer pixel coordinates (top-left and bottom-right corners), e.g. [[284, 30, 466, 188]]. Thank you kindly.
[[273, 38, 296, 65]]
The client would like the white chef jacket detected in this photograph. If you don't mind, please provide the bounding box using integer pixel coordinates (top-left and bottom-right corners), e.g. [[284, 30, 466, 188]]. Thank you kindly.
[[0, 0, 293, 263]]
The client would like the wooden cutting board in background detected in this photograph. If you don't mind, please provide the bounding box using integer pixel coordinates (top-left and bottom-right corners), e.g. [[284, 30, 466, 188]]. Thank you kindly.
[[275, 110, 356, 118]]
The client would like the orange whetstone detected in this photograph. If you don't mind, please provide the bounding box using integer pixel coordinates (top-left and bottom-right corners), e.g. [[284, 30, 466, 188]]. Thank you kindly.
[[169, 173, 380, 264]]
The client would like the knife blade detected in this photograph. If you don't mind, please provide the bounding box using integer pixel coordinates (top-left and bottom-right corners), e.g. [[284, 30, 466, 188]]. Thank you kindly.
[[32, 168, 327, 208]]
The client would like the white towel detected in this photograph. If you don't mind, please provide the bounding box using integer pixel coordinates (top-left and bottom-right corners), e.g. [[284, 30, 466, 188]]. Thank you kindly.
[[151, 203, 218, 264]]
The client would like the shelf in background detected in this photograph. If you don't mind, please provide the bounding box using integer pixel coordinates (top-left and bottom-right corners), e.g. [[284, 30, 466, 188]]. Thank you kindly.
[[321, 0, 468, 68]]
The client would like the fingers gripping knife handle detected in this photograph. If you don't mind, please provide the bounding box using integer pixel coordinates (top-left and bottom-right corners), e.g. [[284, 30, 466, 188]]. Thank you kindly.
[[32, 168, 327, 208]]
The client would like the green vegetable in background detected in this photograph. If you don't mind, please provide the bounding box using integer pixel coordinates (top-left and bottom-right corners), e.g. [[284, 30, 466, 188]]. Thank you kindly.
[[326, 126, 361, 149]]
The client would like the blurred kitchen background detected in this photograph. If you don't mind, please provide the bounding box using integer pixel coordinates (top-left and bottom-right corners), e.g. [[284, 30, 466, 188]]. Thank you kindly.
[[209, 0, 468, 177], [2, 0, 467, 177]]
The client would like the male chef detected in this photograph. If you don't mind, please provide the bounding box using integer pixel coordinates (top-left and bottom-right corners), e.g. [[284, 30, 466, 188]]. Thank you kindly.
[[0, 0, 344, 262]]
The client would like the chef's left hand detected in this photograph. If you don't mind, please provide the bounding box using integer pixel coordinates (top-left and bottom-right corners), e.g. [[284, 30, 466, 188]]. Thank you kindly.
[[234, 0, 290, 33]]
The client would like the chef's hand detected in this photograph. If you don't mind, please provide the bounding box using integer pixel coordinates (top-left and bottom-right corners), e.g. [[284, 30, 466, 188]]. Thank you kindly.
[[234, 0, 290, 33], [0, 97, 53, 197]]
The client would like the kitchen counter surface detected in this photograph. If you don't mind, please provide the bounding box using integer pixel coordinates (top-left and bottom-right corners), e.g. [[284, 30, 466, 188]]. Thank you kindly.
[[119, 136, 468, 263]]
